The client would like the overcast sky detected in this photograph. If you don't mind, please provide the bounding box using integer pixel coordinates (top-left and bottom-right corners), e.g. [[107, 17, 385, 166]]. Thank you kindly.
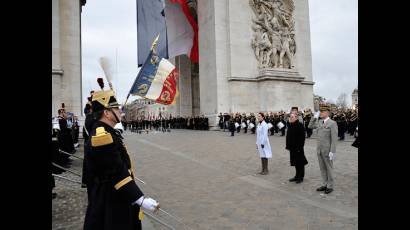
[[81, 0, 357, 109]]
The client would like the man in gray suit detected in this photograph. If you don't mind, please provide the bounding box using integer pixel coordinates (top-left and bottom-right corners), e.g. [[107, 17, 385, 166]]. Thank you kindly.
[[308, 104, 338, 194]]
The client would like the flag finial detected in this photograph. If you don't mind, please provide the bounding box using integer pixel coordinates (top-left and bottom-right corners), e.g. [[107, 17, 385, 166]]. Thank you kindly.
[[150, 33, 160, 52]]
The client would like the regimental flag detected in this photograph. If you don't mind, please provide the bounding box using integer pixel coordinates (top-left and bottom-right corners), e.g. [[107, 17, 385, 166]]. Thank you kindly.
[[128, 50, 178, 105]]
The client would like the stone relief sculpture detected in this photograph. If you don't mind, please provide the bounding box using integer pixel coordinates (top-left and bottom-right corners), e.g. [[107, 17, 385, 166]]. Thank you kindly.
[[250, 0, 296, 69]]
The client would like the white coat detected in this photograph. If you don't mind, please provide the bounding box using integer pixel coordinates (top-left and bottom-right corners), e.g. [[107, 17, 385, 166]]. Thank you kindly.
[[256, 120, 272, 158]]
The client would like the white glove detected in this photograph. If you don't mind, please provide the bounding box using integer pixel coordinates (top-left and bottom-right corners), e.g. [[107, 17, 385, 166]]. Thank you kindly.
[[133, 196, 159, 211], [329, 152, 334, 161], [314, 111, 320, 119], [142, 197, 159, 211]]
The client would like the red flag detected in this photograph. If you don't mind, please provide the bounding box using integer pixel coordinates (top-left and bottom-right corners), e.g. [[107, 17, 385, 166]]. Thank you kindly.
[[168, 0, 198, 63]]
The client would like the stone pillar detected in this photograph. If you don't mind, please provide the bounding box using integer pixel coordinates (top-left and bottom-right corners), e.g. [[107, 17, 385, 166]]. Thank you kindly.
[[294, 0, 314, 110], [198, 0, 231, 127], [58, 0, 82, 116], [176, 55, 193, 117], [167, 56, 193, 117], [191, 63, 200, 116], [52, 0, 62, 117]]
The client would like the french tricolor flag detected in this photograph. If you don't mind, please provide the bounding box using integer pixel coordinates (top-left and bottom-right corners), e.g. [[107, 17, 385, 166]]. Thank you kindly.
[[137, 0, 198, 66], [128, 50, 178, 105]]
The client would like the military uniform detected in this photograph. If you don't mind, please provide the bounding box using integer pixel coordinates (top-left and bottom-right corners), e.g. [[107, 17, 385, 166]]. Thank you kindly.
[[279, 114, 286, 136], [218, 113, 224, 129], [235, 114, 241, 133], [82, 110, 95, 188], [304, 111, 313, 138], [267, 114, 275, 136], [273, 114, 280, 134], [223, 113, 230, 131], [241, 114, 248, 133], [52, 119, 65, 172], [204, 116, 209, 130], [58, 112, 75, 155], [250, 114, 256, 134], [308, 104, 338, 193], [83, 89, 154, 230], [336, 114, 347, 140], [229, 116, 235, 136]]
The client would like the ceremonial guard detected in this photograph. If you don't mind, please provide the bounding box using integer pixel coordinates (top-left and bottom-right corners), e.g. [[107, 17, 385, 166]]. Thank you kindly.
[[83, 82, 159, 230], [52, 117, 64, 199], [241, 113, 248, 133], [203, 115, 209, 130], [308, 104, 338, 194], [72, 115, 80, 147], [83, 97, 94, 142], [223, 113, 230, 132], [57, 105, 75, 163], [82, 99, 95, 189], [279, 112, 286, 136], [250, 113, 257, 134], [336, 113, 347, 140], [218, 113, 224, 129], [273, 113, 280, 134], [303, 109, 313, 138], [352, 126, 358, 148], [267, 112, 275, 136], [188, 116, 193, 129], [228, 115, 235, 136], [235, 113, 242, 133], [348, 112, 358, 136]]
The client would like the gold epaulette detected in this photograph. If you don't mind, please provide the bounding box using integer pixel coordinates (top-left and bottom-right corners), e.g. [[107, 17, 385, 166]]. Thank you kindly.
[[91, 127, 113, 147]]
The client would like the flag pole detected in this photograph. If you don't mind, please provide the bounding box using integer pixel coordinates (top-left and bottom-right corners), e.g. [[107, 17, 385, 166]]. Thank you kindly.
[[150, 33, 160, 52], [124, 33, 160, 105]]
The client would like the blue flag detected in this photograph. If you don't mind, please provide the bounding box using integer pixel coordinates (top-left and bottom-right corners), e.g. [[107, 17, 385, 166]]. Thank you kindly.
[[137, 0, 168, 67]]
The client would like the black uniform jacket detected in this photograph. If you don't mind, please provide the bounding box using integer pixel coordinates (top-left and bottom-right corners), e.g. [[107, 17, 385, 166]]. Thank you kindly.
[[84, 121, 144, 230]]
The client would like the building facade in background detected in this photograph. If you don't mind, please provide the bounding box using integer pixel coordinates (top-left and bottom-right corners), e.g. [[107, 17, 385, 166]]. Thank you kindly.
[[351, 88, 358, 109]]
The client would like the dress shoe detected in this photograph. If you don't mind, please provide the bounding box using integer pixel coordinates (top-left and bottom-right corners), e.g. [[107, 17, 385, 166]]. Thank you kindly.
[[289, 177, 297, 182], [316, 186, 327, 191], [295, 179, 303, 184], [324, 188, 333, 194]]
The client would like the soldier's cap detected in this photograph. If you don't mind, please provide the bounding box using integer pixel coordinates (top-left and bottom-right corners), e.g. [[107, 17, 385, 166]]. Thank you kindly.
[[319, 104, 331, 112], [91, 89, 121, 112]]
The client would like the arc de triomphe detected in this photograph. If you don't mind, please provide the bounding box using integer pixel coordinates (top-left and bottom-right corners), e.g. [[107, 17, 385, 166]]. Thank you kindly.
[[52, 0, 314, 128], [168, 0, 314, 127]]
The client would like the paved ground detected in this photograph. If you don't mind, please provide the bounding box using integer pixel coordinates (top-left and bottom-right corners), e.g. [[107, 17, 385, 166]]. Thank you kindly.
[[52, 147, 157, 230], [52, 128, 358, 230]]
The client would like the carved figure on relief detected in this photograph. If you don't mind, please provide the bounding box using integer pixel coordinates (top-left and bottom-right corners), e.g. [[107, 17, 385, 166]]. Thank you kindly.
[[249, 0, 296, 69]]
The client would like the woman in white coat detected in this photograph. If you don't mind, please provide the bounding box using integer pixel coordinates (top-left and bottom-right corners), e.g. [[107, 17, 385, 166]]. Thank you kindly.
[[256, 113, 272, 175]]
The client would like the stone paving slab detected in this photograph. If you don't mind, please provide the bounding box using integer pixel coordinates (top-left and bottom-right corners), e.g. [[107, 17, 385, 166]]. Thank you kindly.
[[52, 129, 358, 230], [125, 129, 358, 230]]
